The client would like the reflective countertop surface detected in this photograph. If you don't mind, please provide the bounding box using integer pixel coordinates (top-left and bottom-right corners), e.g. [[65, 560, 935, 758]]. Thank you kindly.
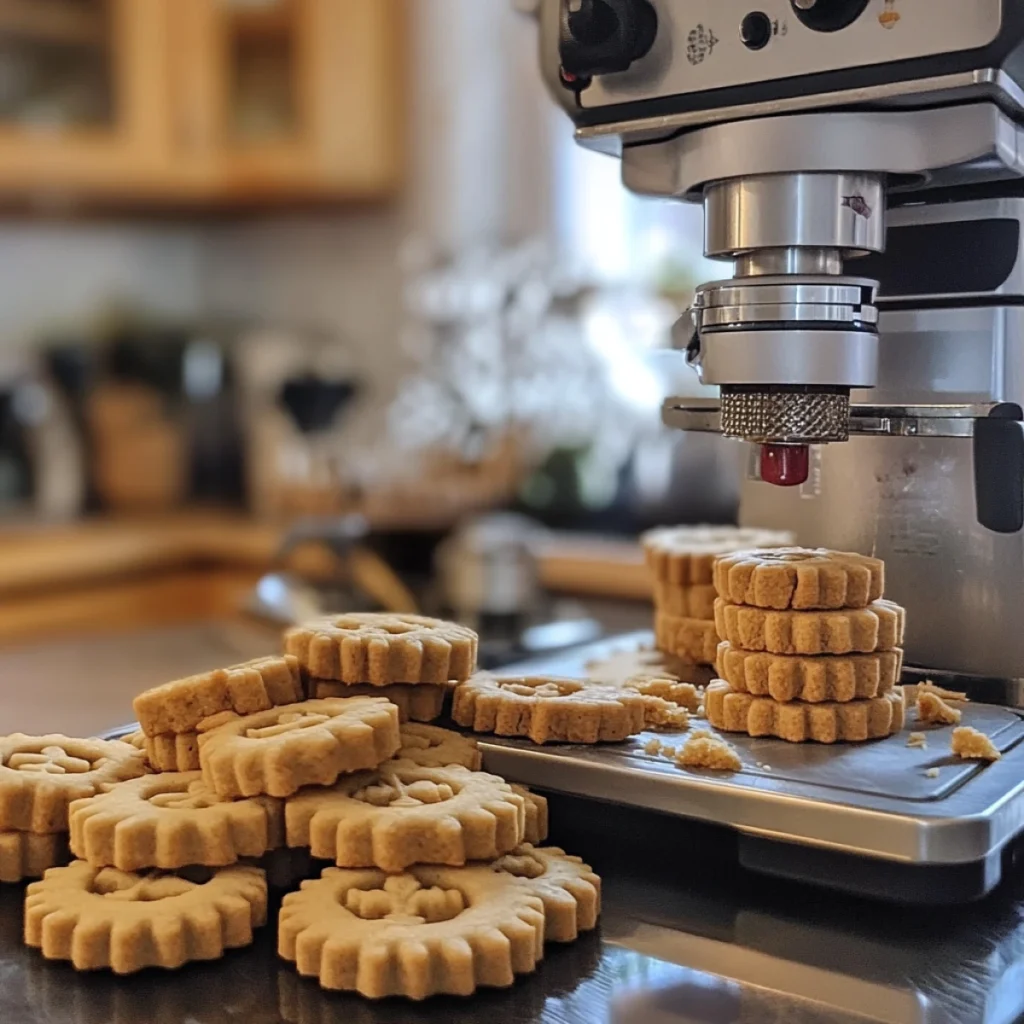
[[4, 620, 1024, 1023], [3, 795, 1024, 1024]]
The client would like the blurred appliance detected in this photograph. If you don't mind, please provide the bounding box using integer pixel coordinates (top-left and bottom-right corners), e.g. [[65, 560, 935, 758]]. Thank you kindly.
[[435, 512, 543, 628], [0, 354, 84, 520], [435, 512, 601, 667], [539, 0, 1024, 685], [84, 325, 242, 512], [234, 327, 361, 519], [246, 514, 418, 625]]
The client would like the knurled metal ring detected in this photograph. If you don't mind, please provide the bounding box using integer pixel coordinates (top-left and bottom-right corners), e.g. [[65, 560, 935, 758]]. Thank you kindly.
[[720, 389, 850, 444]]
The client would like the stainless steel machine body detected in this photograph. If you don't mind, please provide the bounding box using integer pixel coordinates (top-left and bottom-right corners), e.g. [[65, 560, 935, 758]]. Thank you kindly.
[[538, 0, 1024, 679]]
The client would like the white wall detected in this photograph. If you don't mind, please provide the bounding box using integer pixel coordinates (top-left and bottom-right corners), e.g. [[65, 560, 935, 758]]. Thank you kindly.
[[0, 1, 557, 388], [0, 222, 204, 350], [200, 0, 557, 390]]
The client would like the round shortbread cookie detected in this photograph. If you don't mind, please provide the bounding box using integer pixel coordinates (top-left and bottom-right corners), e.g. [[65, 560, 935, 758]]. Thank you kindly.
[[714, 598, 905, 656], [641, 526, 794, 586], [278, 847, 599, 998], [717, 642, 903, 703], [285, 762, 525, 872], [654, 613, 719, 665], [0, 734, 147, 834], [713, 547, 884, 610], [312, 681, 446, 723], [451, 674, 648, 744], [0, 831, 69, 883], [284, 613, 477, 686], [394, 723, 482, 770], [24, 861, 267, 973], [198, 697, 401, 799], [278, 865, 543, 998], [133, 655, 305, 738], [145, 732, 200, 773], [653, 582, 718, 619], [68, 771, 284, 871], [704, 681, 906, 743]]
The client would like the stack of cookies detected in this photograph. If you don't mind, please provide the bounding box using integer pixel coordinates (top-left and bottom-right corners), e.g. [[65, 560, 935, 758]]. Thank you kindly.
[[132, 654, 306, 771], [0, 733, 145, 884], [641, 526, 794, 666], [707, 548, 907, 743], [4, 613, 603, 1002], [284, 613, 478, 723]]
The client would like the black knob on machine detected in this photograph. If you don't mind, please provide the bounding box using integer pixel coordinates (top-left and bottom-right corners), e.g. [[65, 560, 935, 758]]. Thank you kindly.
[[558, 0, 657, 82], [790, 0, 870, 32]]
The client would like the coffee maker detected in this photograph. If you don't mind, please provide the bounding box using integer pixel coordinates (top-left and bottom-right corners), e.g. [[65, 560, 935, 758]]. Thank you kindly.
[[539, 0, 1024, 683]]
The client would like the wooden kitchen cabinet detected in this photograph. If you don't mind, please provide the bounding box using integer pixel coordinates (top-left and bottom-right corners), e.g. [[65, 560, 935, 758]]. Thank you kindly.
[[0, 0, 405, 205], [171, 0, 405, 201], [0, 0, 183, 199]]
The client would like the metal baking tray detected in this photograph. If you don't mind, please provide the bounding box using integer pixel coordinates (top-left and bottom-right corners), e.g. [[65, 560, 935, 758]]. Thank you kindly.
[[101, 631, 1024, 901], [475, 633, 1024, 901]]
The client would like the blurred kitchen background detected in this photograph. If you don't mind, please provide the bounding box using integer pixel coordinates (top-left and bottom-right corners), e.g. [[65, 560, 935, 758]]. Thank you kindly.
[[0, 0, 739, 707]]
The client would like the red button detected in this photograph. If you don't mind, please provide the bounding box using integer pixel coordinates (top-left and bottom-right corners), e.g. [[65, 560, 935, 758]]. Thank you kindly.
[[760, 444, 809, 487]]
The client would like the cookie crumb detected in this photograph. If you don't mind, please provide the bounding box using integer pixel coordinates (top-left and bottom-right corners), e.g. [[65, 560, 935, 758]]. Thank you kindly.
[[674, 729, 741, 772], [919, 679, 968, 702], [951, 726, 1001, 762], [924, 768, 940, 779], [639, 696, 690, 732], [624, 675, 700, 713], [643, 738, 662, 756], [660, 745, 676, 758], [907, 732, 928, 749], [916, 692, 962, 726]]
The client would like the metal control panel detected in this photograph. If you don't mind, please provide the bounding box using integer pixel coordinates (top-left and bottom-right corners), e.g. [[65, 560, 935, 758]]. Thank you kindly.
[[553, 0, 1003, 111]]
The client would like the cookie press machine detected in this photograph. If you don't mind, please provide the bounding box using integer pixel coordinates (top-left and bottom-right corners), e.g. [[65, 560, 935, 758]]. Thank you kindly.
[[537, 0, 1024, 686]]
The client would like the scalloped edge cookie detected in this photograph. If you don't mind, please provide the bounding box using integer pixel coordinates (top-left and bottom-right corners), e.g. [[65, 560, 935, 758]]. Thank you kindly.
[[0, 734, 147, 834], [714, 598, 905, 656], [24, 861, 267, 973], [198, 697, 400, 799], [133, 655, 305, 738], [278, 863, 546, 998], [69, 771, 284, 871], [704, 681, 906, 743], [713, 546, 884, 610], [284, 614, 477, 686], [285, 762, 525, 872], [641, 526, 794, 585], [716, 642, 903, 703], [451, 675, 648, 744]]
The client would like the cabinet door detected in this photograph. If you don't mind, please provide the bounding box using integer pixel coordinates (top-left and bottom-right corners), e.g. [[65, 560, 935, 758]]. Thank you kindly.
[[0, 0, 179, 198], [170, 0, 404, 201]]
